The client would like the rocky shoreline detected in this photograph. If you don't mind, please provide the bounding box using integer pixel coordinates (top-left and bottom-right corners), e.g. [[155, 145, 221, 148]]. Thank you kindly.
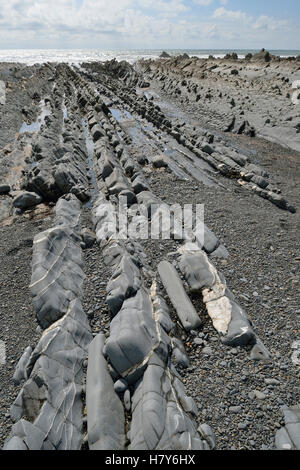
[[0, 55, 299, 450]]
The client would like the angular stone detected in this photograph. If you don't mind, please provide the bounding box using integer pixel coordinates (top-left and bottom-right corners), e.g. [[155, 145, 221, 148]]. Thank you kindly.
[[152, 155, 168, 168], [178, 251, 217, 292], [13, 346, 33, 386], [29, 196, 84, 329]]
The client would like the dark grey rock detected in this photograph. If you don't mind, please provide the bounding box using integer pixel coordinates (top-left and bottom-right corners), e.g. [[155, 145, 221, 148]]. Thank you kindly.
[[114, 379, 128, 394], [152, 155, 168, 168], [0, 184, 10, 195], [13, 191, 42, 209]]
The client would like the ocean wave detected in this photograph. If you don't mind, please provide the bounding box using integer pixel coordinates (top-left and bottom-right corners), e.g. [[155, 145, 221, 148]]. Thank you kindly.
[[0, 49, 299, 65]]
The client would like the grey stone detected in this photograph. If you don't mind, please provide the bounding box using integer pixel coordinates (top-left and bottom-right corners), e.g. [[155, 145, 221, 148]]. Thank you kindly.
[[81, 228, 96, 248], [12, 346, 33, 386], [86, 334, 125, 450], [229, 406, 242, 413], [13, 191, 42, 209], [124, 389, 131, 412], [275, 405, 300, 450], [250, 338, 271, 361], [158, 260, 201, 331], [202, 346, 213, 355], [0, 184, 10, 195], [30, 195, 84, 329], [5, 298, 92, 450], [152, 155, 168, 168], [178, 251, 217, 292], [129, 355, 212, 450], [179, 246, 256, 347], [114, 379, 128, 394], [254, 390, 266, 400], [105, 287, 168, 382], [91, 124, 105, 142], [106, 254, 142, 316]]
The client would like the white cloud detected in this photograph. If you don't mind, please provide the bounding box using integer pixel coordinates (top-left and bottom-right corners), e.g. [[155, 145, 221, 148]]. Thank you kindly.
[[213, 7, 251, 22], [253, 15, 288, 32], [192, 0, 213, 5], [0, 0, 296, 49]]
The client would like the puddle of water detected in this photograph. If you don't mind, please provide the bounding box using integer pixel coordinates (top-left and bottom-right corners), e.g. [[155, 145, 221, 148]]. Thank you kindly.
[[19, 99, 52, 133], [163, 145, 218, 187], [63, 103, 68, 121], [110, 107, 133, 122], [127, 125, 149, 143], [81, 118, 98, 207], [60, 99, 68, 143]]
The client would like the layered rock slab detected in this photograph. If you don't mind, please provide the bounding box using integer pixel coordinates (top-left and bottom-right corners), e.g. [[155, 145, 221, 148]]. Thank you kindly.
[[86, 334, 125, 450], [3, 298, 92, 450]]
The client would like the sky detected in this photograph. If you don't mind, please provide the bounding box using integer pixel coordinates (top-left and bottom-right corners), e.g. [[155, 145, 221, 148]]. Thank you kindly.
[[0, 0, 299, 50]]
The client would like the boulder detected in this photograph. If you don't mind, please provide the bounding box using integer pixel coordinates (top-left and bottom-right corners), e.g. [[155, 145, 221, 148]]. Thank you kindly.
[[0, 184, 10, 195], [13, 191, 42, 209]]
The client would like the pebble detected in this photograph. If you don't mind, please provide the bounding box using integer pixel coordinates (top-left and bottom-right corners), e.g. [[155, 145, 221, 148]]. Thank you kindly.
[[193, 338, 204, 346], [238, 422, 248, 430], [254, 390, 266, 400], [202, 346, 213, 355], [229, 406, 242, 414], [264, 378, 280, 385]]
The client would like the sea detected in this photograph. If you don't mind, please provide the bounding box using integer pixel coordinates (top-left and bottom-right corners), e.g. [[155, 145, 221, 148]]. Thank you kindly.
[[0, 49, 299, 65]]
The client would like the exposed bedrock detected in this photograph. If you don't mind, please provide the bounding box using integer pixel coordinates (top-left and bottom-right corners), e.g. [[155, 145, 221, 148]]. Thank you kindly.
[[3, 190, 92, 450], [3, 298, 92, 450], [177, 243, 270, 357], [83, 59, 296, 213], [30, 194, 84, 329], [86, 334, 125, 450], [136, 55, 300, 153], [129, 353, 215, 450], [275, 405, 300, 450], [2, 59, 296, 452], [158, 261, 201, 331]]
